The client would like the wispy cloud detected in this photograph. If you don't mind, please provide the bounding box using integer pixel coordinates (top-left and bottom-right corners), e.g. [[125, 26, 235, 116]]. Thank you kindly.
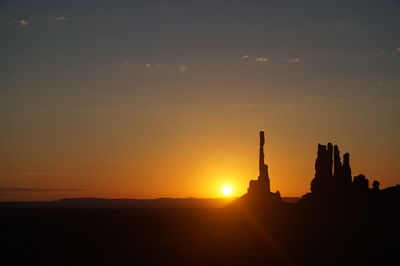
[[377, 50, 389, 56], [240, 55, 269, 63], [179, 65, 188, 73], [334, 20, 375, 32], [254, 56, 269, 63], [336, 20, 352, 27], [42, 16, 70, 22], [144, 63, 168, 70], [55, 16, 69, 21], [0, 187, 87, 192], [14, 171, 53, 177], [287, 57, 301, 63], [7, 16, 70, 27], [143, 63, 189, 73], [377, 48, 400, 56], [9, 18, 29, 26], [19, 19, 29, 26], [119, 61, 189, 73]]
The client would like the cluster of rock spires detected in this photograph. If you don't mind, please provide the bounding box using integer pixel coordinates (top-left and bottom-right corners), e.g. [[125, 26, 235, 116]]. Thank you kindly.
[[243, 131, 398, 207], [310, 143, 372, 197]]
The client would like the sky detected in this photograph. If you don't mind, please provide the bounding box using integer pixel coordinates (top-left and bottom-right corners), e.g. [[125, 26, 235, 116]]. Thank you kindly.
[[1, 0, 400, 201]]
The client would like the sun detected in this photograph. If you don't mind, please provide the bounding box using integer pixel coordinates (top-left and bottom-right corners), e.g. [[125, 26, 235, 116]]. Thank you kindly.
[[221, 185, 233, 196]]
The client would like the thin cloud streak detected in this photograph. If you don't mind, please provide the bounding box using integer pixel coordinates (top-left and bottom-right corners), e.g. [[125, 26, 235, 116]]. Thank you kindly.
[[287, 57, 301, 63], [15, 171, 53, 176], [0, 187, 87, 192], [254, 57, 269, 63], [42, 16, 70, 22], [377, 48, 400, 56], [240, 55, 269, 63], [9, 18, 29, 26], [55, 16, 69, 21], [19, 19, 29, 26]]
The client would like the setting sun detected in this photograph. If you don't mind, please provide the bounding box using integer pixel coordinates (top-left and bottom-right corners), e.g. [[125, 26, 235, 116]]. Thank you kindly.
[[221, 186, 233, 196]]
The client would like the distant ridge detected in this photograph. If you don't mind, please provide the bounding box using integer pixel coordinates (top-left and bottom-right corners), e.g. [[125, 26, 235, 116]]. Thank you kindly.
[[0, 197, 299, 209]]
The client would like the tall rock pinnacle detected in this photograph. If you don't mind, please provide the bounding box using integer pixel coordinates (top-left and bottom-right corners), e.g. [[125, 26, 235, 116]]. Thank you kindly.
[[247, 131, 271, 194], [259, 131, 265, 176], [258, 131, 270, 192]]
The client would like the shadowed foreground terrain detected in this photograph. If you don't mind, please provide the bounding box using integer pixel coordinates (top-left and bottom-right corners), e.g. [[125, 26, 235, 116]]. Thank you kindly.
[[1, 132, 399, 265], [1, 205, 399, 266]]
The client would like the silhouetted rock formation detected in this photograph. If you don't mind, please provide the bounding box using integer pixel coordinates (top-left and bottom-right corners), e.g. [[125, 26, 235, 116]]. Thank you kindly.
[[333, 145, 342, 180], [234, 132, 399, 214], [247, 131, 271, 195], [372, 180, 380, 192], [300, 142, 400, 209], [309, 143, 361, 198], [310, 143, 331, 195], [353, 174, 369, 192], [342, 153, 352, 185], [233, 131, 283, 210], [310, 143, 354, 196]]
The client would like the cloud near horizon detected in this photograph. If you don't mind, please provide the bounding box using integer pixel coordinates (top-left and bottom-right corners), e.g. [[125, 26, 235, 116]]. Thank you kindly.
[[142, 62, 188, 73], [7, 16, 70, 27], [55, 16, 69, 21], [240, 55, 269, 63], [14, 171, 53, 176], [254, 56, 269, 63], [287, 57, 301, 63], [377, 48, 400, 56], [179, 65, 188, 72], [0, 187, 87, 193], [10, 19, 29, 26], [42, 16, 70, 22]]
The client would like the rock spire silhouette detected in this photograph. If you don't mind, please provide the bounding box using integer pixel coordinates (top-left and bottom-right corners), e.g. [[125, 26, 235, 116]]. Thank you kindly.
[[247, 131, 271, 194]]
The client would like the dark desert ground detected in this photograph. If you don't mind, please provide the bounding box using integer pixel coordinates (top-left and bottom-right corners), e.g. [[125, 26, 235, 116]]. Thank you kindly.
[[1, 199, 398, 266], [0, 205, 396, 266]]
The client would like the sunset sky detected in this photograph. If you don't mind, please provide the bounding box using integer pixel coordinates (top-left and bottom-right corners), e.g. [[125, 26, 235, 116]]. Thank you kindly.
[[1, 0, 399, 201]]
